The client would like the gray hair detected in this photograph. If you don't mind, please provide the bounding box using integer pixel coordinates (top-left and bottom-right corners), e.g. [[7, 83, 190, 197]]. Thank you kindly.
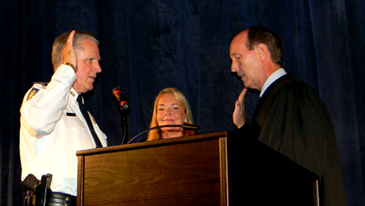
[[51, 31, 99, 70]]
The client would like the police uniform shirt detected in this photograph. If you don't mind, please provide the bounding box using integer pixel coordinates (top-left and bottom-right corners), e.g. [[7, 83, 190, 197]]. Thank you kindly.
[[19, 64, 107, 196]]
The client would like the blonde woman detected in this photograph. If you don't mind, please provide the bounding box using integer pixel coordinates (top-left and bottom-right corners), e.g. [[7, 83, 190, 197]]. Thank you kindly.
[[147, 88, 195, 141]]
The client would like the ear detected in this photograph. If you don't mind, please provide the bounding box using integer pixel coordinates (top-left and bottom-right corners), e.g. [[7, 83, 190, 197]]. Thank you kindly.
[[256, 43, 269, 62]]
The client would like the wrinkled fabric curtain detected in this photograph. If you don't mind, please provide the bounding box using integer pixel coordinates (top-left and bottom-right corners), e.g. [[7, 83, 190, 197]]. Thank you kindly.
[[1, 0, 364, 205]]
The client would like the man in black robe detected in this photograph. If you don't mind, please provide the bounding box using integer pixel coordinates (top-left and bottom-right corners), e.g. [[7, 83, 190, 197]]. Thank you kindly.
[[229, 26, 346, 205]]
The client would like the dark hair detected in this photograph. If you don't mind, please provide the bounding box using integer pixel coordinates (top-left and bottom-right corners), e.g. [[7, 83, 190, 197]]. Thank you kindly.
[[51, 31, 99, 70], [246, 26, 283, 65]]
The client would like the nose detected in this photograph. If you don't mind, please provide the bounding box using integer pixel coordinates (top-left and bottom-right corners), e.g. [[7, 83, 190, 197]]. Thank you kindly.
[[231, 62, 238, 73], [165, 108, 171, 115], [94, 62, 102, 73]]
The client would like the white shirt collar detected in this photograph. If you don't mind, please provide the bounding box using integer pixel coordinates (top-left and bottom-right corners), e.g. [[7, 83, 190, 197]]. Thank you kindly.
[[260, 68, 287, 97], [69, 88, 80, 105]]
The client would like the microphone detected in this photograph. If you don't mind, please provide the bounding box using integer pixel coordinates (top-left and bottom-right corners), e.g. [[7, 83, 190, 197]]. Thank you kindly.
[[112, 86, 130, 144], [112, 86, 130, 112], [181, 123, 200, 130], [127, 123, 200, 144]]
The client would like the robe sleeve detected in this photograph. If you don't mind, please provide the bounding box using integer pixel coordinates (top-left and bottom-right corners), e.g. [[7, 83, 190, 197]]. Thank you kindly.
[[255, 77, 346, 205]]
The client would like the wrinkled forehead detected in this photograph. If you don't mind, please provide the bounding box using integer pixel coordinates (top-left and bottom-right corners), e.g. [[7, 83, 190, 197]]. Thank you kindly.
[[230, 30, 248, 50], [230, 31, 248, 55], [76, 38, 100, 58]]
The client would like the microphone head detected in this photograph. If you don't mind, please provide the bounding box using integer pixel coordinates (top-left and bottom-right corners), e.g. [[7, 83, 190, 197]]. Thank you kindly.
[[182, 123, 200, 131], [112, 86, 122, 97], [112, 86, 130, 117], [112, 86, 127, 101]]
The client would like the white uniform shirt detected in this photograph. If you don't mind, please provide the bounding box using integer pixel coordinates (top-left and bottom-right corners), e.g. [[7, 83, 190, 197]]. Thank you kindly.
[[19, 65, 107, 196]]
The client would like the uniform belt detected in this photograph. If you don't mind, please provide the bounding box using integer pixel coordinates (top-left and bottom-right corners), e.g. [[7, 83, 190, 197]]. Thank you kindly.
[[47, 192, 76, 206]]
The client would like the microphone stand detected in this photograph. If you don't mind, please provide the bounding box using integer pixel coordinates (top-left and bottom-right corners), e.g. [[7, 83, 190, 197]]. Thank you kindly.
[[127, 123, 200, 144], [117, 104, 129, 145], [111, 86, 130, 145], [121, 116, 128, 145]]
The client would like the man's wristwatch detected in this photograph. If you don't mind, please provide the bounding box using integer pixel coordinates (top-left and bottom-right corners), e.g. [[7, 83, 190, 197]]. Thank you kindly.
[[64, 62, 77, 72]]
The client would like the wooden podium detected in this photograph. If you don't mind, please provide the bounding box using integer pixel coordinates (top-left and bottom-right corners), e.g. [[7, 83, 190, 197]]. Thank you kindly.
[[76, 131, 319, 206]]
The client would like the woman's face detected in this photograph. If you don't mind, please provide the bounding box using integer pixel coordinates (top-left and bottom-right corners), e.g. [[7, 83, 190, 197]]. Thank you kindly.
[[156, 93, 186, 132]]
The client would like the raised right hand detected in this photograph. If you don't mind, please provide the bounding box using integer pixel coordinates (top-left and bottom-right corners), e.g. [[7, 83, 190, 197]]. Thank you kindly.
[[232, 87, 248, 128], [61, 30, 77, 71]]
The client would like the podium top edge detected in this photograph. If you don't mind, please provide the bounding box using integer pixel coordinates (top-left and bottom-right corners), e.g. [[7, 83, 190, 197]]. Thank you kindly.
[[76, 131, 228, 156]]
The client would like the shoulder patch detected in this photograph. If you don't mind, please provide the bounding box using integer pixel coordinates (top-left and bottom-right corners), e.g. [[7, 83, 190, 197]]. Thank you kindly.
[[27, 88, 40, 101]]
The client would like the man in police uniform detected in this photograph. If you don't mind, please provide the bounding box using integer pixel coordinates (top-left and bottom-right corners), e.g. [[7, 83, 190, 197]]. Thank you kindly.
[[19, 30, 107, 205]]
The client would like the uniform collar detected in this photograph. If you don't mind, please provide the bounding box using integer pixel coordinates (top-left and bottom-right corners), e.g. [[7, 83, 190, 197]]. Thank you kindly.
[[69, 88, 80, 105]]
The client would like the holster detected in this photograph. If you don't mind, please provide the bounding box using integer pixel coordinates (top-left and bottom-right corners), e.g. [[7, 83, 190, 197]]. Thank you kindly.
[[21, 174, 53, 206]]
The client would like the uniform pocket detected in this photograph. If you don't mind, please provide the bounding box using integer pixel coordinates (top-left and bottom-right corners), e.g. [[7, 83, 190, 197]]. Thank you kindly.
[[62, 112, 94, 151]]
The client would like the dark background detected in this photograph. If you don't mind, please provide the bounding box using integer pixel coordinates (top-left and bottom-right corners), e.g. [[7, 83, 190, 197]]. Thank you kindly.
[[1, 0, 364, 205]]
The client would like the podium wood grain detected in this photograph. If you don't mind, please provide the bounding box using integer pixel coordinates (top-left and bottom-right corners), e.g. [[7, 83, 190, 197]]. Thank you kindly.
[[77, 132, 228, 206]]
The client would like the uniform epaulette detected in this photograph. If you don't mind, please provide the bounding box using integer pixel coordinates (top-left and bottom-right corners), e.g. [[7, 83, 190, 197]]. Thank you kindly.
[[69, 90, 77, 97], [33, 82, 49, 87]]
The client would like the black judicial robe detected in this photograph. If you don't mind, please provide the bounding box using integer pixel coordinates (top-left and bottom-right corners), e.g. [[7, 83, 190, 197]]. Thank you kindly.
[[233, 74, 346, 206]]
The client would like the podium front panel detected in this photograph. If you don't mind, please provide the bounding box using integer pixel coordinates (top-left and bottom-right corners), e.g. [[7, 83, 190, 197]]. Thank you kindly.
[[77, 132, 229, 206]]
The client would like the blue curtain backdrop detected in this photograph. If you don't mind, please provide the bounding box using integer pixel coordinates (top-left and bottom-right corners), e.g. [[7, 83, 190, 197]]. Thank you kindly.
[[1, 0, 364, 205]]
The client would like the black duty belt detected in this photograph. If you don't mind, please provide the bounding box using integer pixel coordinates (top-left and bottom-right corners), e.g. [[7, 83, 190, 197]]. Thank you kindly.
[[47, 192, 76, 206]]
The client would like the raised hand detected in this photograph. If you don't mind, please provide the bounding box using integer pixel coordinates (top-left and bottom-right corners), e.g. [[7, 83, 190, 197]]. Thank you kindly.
[[61, 30, 77, 72], [233, 87, 248, 128]]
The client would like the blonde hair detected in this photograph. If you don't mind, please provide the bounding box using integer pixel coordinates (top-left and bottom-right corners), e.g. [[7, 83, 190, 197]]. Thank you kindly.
[[147, 88, 194, 141]]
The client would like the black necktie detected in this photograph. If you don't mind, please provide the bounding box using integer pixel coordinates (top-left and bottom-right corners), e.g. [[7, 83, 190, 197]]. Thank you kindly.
[[77, 95, 102, 148]]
